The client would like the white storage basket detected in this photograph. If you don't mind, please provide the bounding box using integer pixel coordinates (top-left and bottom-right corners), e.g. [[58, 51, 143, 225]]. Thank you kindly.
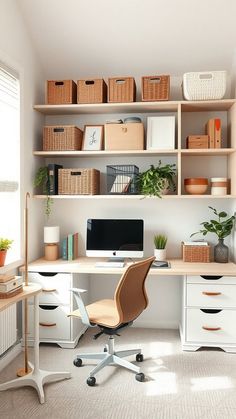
[[183, 71, 227, 100]]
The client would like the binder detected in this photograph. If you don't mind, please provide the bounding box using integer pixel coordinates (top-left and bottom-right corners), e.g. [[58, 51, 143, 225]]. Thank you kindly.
[[48, 164, 63, 195], [68, 234, 73, 261], [214, 118, 221, 148], [206, 119, 215, 148], [61, 237, 68, 260]]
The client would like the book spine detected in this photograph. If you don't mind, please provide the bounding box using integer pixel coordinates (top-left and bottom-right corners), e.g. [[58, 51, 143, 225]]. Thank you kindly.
[[206, 119, 215, 148], [47, 164, 63, 195], [73, 232, 79, 260], [68, 234, 73, 261], [214, 118, 221, 148], [61, 237, 68, 260]]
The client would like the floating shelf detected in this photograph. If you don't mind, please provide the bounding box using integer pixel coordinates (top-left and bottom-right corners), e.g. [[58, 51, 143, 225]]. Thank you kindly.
[[33, 194, 236, 200], [33, 149, 178, 157]]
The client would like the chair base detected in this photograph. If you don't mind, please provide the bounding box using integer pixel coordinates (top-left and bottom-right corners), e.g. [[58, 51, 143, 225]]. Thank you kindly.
[[74, 336, 142, 378]]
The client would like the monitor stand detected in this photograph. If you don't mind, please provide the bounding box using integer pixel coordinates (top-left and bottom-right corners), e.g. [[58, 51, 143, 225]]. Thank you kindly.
[[108, 257, 125, 263]]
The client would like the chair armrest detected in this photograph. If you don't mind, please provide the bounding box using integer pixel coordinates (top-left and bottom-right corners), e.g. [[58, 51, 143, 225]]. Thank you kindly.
[[69, 288, 93, 327]]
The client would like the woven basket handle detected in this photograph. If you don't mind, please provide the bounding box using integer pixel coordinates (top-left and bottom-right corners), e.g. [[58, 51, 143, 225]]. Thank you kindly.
[[199, 73, 213, 80], [53, 128, 64, 133], [71, 171, 82, 176], [148, 77, 161, 84], [85, 80, 95, 85], [55, 81, 64, 86], [115, 79, 126, 84]]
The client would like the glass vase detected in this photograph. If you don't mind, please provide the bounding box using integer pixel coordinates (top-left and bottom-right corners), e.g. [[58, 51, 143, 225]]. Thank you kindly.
[[214, 239, 228, 263]]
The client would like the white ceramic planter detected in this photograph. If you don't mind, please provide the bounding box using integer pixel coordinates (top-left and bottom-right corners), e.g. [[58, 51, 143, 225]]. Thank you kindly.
[[154, 248, 167, 261]]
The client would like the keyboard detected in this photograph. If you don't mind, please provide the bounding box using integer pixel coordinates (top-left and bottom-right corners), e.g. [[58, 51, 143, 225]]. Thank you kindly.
[[95, 261, 125, 268]]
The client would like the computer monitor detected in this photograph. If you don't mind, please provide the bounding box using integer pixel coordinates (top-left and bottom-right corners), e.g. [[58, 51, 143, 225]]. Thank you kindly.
[[86, 219, 144, 259]]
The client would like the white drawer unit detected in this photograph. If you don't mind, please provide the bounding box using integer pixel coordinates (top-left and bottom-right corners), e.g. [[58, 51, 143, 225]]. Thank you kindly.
[[26, 271, 88, 348], [180, 275, 236, 353]]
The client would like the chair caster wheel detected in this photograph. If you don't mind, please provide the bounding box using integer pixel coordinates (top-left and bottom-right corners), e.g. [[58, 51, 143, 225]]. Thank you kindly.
[[136, 353, 143, 362], [73, 358, 82, 367], [87, 376, 96, 386], [135, 373, 145, 382]]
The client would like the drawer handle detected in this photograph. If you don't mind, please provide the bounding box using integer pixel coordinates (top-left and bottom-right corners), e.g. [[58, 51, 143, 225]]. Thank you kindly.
[[42, 288, 57, 293], [202, 291, 222, 296], [39, 322, 57, 327], [202, 326, 221, 331]]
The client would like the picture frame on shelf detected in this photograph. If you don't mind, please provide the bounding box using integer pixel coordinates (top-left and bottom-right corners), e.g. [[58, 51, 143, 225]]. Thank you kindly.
[[146, 116, 175, 150], [82, 125, 104, 151]]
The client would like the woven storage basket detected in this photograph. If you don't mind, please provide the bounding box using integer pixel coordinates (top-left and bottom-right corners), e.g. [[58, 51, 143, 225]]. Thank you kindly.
[[108, 77, 136, 102], [182, 71, 227, 101], [43, 126, 83, 151], [46, 80, 77, 104], [182, 243, 210, 263], [77, 79, 107, 103], [58, 168, 100, 195], [142, 75, 170, 101]]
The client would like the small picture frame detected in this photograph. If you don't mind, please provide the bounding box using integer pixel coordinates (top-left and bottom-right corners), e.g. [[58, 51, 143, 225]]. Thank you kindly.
[[82, 125, 104, 151], [146, 116, 175, 150]]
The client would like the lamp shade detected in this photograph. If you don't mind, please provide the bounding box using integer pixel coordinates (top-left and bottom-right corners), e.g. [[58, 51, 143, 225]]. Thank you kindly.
[[44, 226, 60, 244]]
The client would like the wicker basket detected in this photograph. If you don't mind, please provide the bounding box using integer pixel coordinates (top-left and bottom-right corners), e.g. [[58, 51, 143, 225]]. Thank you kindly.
[[182, 71, 227, 100], [182, 242, 210, 263], [58, 168, 100, 195], [77, 79, 107, 103], [142, 75, 170, 101], [46, 80, 77, 104], [43, 126, 83, 151], [108, 77, 136, 102]]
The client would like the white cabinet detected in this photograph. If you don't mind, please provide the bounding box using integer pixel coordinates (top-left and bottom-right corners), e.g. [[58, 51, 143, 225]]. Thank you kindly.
[[180, 275, 236, 353], [27, 271, 88, 348]]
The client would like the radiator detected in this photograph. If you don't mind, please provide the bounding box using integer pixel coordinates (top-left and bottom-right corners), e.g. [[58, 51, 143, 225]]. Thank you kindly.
[[0, 304, 17, 356]]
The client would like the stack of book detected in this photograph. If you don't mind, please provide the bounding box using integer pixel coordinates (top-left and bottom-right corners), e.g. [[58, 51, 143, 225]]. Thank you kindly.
[[61, 232, 79, 261], [0, 274, 23, 299], [206, 118, 221, 148]]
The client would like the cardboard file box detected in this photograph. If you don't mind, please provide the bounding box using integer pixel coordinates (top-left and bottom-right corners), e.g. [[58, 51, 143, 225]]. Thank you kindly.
[[104, 123, 144, 150]]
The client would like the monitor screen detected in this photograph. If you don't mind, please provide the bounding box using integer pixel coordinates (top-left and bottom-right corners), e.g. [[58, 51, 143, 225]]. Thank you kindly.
[[86, 219, 144, 258]]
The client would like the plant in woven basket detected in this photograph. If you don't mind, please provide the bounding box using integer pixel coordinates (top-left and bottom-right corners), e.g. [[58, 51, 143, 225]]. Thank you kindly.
[[137, 161, 176, 197], [0, 238, 13, 267], [190, 206, 235, 263], [34, 167, 53, 218]]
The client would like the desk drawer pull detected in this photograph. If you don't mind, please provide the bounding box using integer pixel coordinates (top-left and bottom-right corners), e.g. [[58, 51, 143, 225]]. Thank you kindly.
[[39, 322, 57, 327], [202, 326, 221, 331], [202, 291, 222, 296], [42, 288, 57, 293]]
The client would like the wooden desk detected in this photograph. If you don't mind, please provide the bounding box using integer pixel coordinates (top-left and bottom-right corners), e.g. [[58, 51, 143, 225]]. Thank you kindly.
[[0, 283, 71, 404], [27, 257, 236, 276]]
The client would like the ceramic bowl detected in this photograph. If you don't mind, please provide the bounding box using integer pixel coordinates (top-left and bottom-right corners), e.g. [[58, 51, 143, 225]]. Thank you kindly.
[[184, 178, 208, 194]]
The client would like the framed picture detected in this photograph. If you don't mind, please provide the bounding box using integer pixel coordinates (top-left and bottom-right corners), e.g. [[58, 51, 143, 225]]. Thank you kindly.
[[82, 125, 104, 151], [146, 116, 175, 150]]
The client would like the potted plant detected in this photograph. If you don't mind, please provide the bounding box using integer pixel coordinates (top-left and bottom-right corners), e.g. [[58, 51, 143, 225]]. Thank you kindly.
[[34, 166, 53, 218], [154, 234, 167, 260], [137, 161, 176, 197], [0, 238, 13, 267], [191, 206, 235, 263]]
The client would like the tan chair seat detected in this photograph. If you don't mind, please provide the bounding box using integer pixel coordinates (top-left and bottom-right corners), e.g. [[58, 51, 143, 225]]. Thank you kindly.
[[70, 299, 120, 328]]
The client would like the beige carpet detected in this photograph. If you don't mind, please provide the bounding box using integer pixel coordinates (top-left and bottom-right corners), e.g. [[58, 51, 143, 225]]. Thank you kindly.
[[1, 328, 236, 419]]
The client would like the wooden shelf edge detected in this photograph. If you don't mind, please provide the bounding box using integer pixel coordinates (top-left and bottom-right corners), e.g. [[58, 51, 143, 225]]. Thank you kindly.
[[33, 194, 236, 200]]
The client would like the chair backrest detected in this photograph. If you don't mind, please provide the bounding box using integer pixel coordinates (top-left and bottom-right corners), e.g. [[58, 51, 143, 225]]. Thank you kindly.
[[114, 256, 155, 324]]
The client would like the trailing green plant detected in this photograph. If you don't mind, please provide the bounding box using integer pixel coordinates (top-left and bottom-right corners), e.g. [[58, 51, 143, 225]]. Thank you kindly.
[[137, 161, 176, 197], [34, 167, 53, 218], [191, 206, 235, 240], [0, 238, 13, 251], [154, 234, 167, 249]]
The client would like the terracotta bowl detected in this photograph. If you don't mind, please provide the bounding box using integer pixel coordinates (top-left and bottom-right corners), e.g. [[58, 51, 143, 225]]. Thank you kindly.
[[184, 178, 208, 194]]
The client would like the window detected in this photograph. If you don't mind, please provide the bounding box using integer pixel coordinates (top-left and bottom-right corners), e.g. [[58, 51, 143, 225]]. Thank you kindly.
[[0, 64, 20, 264]]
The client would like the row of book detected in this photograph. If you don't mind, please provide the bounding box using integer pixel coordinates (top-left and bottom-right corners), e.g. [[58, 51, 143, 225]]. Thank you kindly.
[[206, 118, 221, 148], [61, 232, 79, 260]]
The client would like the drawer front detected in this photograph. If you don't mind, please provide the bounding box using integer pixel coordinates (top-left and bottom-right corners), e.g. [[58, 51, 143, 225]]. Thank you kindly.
[[28, 304, 71, 340], [187, 283, 236, 308], [186, 308, 236, 344], [28, 272, 71, 304], [187, 275, 236, 285]]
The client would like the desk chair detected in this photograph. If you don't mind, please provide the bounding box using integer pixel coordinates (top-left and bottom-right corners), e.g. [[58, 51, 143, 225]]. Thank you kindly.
[[70, 256, 155, 386]]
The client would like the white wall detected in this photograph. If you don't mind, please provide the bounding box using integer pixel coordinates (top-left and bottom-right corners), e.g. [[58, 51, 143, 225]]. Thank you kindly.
[[0, 0, 45, 262]]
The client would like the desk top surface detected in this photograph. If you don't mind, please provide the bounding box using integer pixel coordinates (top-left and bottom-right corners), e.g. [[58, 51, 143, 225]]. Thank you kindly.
[[26, 257, 236, 276], [0, 283, 42, 312]]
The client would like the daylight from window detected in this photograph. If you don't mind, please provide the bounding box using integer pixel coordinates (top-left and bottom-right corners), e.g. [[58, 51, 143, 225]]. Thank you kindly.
[[0, 66, 20, 264]]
